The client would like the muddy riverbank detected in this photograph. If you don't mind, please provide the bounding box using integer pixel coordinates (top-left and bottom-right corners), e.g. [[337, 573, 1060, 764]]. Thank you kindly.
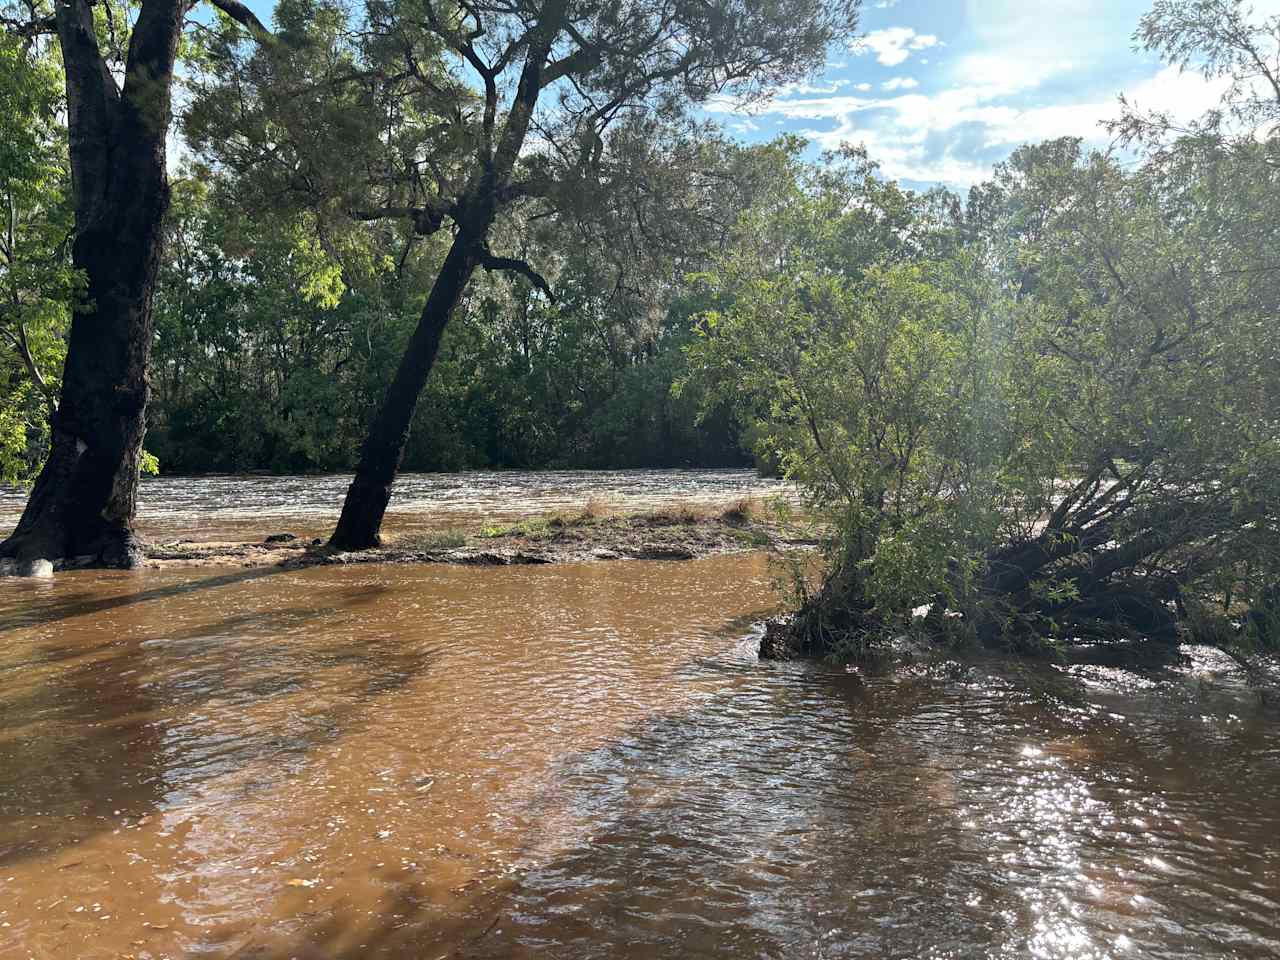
[[135, 502, 811, 570]]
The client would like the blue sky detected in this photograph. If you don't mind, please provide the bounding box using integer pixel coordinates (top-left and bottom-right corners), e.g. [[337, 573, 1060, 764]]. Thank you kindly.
[[229, 0, 1277, 191], [707, 0, 1280, 191]]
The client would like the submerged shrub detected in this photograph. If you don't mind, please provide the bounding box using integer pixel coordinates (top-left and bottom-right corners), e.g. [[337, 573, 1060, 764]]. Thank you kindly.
[[687, 136, 1280, 658]]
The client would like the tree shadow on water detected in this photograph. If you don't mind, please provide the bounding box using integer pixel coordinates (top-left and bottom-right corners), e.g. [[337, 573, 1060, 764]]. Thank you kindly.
[[0, 564, 293, 635], [0, 590, 439, 870], [216, 885, 518, 960], [197, 701, 808, 960], [197, 626, 877, 960], [217, 633, 1087, 960], [4, 603, 1019, 959]]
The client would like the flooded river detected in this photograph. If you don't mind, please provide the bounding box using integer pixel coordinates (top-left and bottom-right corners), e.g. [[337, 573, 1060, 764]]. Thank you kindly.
[[1, 474, 1278, 959], [0, 469, 791, 543]]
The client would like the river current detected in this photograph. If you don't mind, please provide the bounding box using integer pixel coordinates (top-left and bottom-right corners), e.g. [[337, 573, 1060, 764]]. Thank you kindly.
[[0, 468, 792, 543], [0, 471, 1276, 959]]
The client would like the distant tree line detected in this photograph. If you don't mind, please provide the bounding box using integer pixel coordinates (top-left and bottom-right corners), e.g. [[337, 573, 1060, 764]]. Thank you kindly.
[[0, 0, 858, 561], [143, 142, 766, 476]]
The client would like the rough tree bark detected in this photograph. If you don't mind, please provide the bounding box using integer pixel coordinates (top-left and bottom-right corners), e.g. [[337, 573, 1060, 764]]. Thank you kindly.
[[0, 0, 183, 568], [0, 0, 266, 570]]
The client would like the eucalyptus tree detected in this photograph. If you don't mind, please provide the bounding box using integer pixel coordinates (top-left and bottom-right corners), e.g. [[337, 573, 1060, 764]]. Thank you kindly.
[[0, 0, 267, 569], [188, 0, 861, 549]]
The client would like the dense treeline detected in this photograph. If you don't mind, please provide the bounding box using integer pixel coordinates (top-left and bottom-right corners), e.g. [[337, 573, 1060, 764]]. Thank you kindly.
[[145, 156, 756, 474], [5, 0, 812, 482], [0, 0, 859, 561]]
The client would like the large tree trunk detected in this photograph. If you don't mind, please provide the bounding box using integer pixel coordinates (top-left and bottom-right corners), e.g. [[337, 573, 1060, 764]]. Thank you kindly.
[[0, 0, 183, 569], [329, 236, 480, 550]]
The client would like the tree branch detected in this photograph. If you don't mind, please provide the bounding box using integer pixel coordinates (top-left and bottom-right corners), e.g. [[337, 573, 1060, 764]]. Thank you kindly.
[[497, 177, 556, 202], [1, 13, 56, 38], [480, 249, 555, 302], [205, 0, 272, 43], [349, 201, 455, 235]]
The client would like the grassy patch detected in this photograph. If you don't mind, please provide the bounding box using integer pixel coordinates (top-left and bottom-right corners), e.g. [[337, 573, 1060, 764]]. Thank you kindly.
[[482, 498, 617, 539], [395, 530, 468, 550], [727, 526, 773, 547], [479, 518, 550, 539]]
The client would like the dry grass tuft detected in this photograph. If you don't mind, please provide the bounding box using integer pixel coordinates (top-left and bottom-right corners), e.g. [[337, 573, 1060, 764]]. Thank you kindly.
[[719, 497, 762, 525], [581, 496, 614, 520], [645, 501, 715, 526], [547, 496, 616, 529]]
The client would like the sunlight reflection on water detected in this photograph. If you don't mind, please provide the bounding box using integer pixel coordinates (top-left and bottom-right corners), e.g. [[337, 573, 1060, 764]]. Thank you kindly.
[[0, 558, 1276, 959]]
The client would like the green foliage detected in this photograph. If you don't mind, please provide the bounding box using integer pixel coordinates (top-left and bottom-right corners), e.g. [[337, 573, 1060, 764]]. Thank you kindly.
[[0, 33, 76, 485], [686, 152, 1006, 642], [687, 73, 1280, 656], [1132, 0, 1280, 134], [169, 0, 858, 486], [5, 0, 1266, 667], [157, 79, 815, 472], [146, 165, 755, 472]]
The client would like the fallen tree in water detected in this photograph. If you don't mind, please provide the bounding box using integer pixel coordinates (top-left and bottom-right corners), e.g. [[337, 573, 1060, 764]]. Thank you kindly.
[[772, 464, 1275, 661]]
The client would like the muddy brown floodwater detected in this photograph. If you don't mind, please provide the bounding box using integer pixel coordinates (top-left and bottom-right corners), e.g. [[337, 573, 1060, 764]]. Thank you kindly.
[[1, 528, 1279, 957]]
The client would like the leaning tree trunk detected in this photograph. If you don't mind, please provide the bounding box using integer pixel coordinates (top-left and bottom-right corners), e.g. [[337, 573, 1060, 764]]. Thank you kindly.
[[329, 10, 560, 551], [0, 0, 183, 568], [329, 236, 480, 550]]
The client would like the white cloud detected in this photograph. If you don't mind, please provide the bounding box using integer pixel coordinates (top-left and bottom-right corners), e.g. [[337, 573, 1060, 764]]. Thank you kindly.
[[855, 27, 941, 67], [777, 78, 850, 96], [709, 65, 1234, 186], [949, 53, 1073, 97], [707, 0, 1270, 187]]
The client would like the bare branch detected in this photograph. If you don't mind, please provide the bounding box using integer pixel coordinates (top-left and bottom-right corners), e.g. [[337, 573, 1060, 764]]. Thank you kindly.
[[206, 0, 272, 43], [480, 248, 555, 302]]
